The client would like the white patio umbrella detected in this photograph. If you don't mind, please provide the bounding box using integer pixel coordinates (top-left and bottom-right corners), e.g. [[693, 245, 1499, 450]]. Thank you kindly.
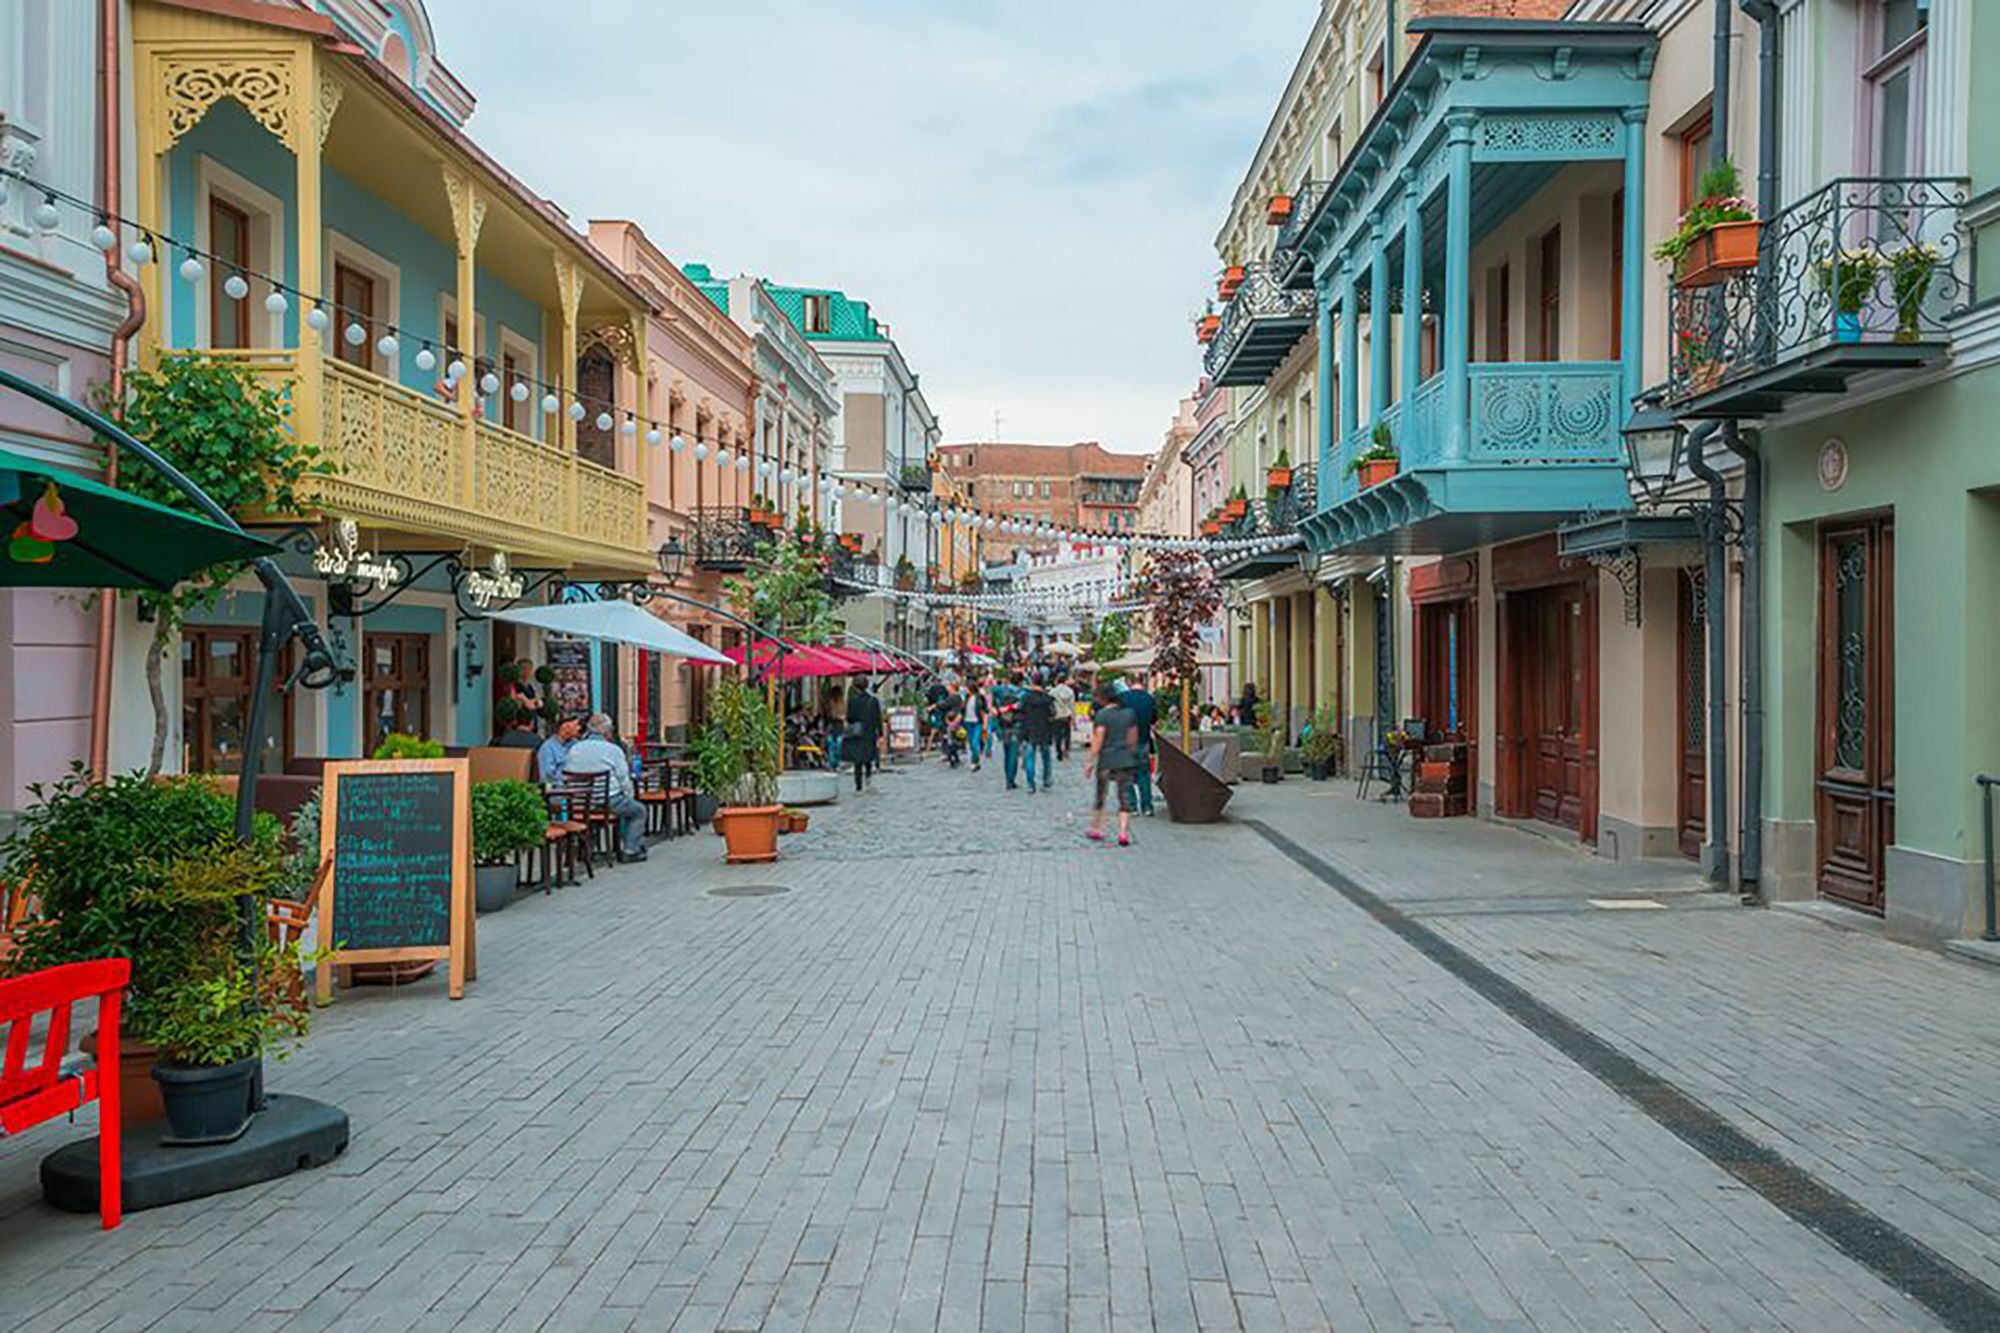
[[487, 599, 736, 665], [1043, 639, 1085, 657]]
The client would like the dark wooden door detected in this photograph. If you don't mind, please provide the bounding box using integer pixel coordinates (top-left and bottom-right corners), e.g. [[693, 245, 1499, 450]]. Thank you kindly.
[[1816, 519, 1895, 913], [576, 348, 618, 469], [1528, 585, 1588, 832], [364, 631, 431, 753], [1677, 569, 1707, 858], [1416, 600, 1472, 739]]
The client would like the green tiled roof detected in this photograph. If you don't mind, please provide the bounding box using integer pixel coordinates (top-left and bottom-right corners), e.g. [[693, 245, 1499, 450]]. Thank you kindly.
[[681, 262, 731, 315], [763, 283, 886, 342]]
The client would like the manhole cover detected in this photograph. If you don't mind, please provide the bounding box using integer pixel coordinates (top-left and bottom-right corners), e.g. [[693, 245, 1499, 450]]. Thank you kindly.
[[708, 884, 791, 898]]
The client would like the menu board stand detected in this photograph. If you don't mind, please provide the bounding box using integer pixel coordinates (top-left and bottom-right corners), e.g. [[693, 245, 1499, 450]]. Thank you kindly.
[[317, 758, 475, 1002]]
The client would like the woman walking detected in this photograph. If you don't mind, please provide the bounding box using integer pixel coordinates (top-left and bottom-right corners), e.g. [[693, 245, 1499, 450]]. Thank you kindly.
[[1085, 679, 1139, 846]]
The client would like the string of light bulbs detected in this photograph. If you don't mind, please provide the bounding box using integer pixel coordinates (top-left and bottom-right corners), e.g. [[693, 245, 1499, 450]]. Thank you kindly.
[[2, 163, 1311, 557]]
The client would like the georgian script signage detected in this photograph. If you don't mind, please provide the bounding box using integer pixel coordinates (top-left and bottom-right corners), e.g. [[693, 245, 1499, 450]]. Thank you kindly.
[[317, 758, 474, 1001], [463, 551, 525, 609], [313, 519, 401, 594]]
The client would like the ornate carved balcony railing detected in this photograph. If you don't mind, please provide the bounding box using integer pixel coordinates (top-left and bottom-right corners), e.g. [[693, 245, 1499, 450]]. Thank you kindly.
[[691, 507, 765, 571], [1271, 179, 1328, 290], [1213, 463, 1316, 580], [1306, 364, 1631, 555], [1203, 262, 1317, 388], [199, 348, 650, 571], [1667, 176, 1970, 416]]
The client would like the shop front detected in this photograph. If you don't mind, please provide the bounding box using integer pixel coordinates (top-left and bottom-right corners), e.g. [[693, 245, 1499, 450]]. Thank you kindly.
[[1492, 535, 1600, 845]]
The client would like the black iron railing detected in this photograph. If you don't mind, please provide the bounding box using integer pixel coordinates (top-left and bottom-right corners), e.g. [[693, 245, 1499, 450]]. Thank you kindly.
[[1203, 262, 1317, 381], [1668, 176, 1970, 401], [691, 506, 765, 569], [897, 463, 933, 492], [1220, 461, 1318, 542], [1272, 178, 1327, 285]]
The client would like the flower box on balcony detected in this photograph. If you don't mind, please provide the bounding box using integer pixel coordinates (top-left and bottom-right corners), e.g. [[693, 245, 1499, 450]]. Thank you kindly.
[[1267, 195, 1294, 225], [1266, 465, 1292, 490], [748, 506, 778, 528], [1674, 220, 1760, 288], [1218, 265, 1246, 300], [1196, 315, 1220, 344], [1199, 518, 1222, 537], [1221, 498, 1248, 522], [1356, 458, 1398, 490], [837, 532, 863, 553]]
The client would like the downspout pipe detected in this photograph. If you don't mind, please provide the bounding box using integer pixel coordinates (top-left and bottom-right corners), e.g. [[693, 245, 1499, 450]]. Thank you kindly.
[[90, 0, 147, 781], [1711, 0, 1732, 168], [1722, 422, 1764, 898], [1683, 421, 1730, 886], [1738, 0, 1780, 224]]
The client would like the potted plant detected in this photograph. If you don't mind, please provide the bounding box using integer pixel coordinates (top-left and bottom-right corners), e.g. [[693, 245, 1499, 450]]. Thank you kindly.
[[471, 779, 545, 912], [372, 732, 444, 760], [1218, 264, 1246, 300], [894, 554, 918, 590], [1, 769, 300, 1126], [1221, 485, 1249, 523], [1654, 159, 1759, 287], [1818, 250, 1885, 343], [1250, 703, 1284, 783], [534, 664, 556, 689], [1349, 421, 1399, 489], [1301, 706, 1343, 780], [690, 679, 783, 863], [1199, 511, 1223, 536], [1196, 312, 1220, 344], [1267, 194, 1294, 225], [1266, 449, 1293, 492], [1890, 243, 1942, 343]]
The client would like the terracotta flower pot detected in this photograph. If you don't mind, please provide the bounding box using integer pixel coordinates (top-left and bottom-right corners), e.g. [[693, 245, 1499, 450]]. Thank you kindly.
[[1267, 195, 1294, 225], [1218, 265, 1246, 299], [1675, 220, 1760, 288], [1266, 467, 1292, 490], [1221, 500, 1247, 522], [1196, 315, 1220, 344], [1200, 520, 1222, 536], [715, 805, 783, 864], [1357, 458, 1398, 489]]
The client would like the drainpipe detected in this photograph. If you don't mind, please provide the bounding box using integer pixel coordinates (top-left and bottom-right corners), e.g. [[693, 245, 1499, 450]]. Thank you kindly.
[[1722, 422, 1764, 898], [89, 0, 146, 781], [1384, 0, 1397, 87], [1738, 0, 1780, 224], [1683, 421, 1729, 886], [1711, 0, 1732, 166]]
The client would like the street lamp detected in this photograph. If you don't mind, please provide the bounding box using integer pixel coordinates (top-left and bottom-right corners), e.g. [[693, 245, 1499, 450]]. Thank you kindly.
[[1620, 388, 1688, 508], [656, 535, 689, 584]]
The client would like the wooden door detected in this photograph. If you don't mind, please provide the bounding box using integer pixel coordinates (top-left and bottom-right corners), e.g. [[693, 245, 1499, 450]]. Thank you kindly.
[[333, 262, 375, 371], [364, 631, 431, 753], [1415, 600, 1473, 740], [1816, 519, 1896, 912], [1527, 585, 1588, 832], [1676, 569, 1707, 858]]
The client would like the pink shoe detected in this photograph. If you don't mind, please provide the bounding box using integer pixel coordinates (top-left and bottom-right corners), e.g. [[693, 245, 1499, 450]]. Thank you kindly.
[[1117, 834, 1130, 847], [1085, 829, 1105, 842]]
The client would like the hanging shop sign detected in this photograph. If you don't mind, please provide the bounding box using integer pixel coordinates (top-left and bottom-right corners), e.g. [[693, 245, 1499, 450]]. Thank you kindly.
[[462, 551, 526, 609], [313, 519, 401, 594]]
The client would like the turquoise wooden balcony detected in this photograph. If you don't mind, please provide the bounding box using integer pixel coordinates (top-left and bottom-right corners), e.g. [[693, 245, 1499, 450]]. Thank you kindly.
[[1284, 17, 1656, 556], [1300, 364, 1633, 554]]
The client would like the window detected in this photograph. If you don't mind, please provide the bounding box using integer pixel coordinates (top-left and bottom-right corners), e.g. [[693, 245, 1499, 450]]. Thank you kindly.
[[801, 294, 832, 334], [1367, 47, 1386, 111], [1610, 191, 1625, 360], [333, 261, 376, 371], [502, 350, 528, 434], [364, 632, 431, 754], [576, 347, 618, 468], [209, 198, 251, 349], [1676, 108, 1714, 213], [1863, 0, 1927, 177], [1040, 480, 1051, 499], [181, 627, 290, 775], [1538, 228, 1562, 361]]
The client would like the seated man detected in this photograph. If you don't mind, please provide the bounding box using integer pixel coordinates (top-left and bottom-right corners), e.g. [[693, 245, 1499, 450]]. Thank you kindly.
[[562, 713, 648, 862], [537, 715, 581, 784]]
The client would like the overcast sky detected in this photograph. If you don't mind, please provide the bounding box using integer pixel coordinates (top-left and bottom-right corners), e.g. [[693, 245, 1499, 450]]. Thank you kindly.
[[430, 0, 1310, 455]]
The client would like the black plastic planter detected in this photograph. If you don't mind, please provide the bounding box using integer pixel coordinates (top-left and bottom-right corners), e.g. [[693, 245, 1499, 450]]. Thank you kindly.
[[152, 1056, 261, 1145]]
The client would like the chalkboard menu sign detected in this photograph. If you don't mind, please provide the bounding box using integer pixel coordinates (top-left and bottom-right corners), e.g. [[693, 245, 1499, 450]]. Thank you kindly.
[[317, 758, 474, 1001]]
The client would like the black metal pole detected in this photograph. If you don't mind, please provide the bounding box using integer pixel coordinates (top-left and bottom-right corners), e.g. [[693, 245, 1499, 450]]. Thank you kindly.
[[1981, 775, 1999, 942]]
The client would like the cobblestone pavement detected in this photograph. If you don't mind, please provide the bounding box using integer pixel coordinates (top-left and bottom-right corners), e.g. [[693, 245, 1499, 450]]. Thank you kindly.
[[0, 754, 1987, 1330]]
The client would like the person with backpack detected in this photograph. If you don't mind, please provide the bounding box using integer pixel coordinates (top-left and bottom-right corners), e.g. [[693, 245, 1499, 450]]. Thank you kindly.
[[1085, 679, 1139, 847]]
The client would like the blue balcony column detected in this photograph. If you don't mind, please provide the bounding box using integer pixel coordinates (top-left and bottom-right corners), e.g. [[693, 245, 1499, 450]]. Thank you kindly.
[[1620, 106, 1647, 407], [1338, 268, 1359, 447], [1317, 287, 1337, 482], [1442, 110, 1476, 464], [1399, 172, 1423, 408], [1369, 225, 1391, 419]]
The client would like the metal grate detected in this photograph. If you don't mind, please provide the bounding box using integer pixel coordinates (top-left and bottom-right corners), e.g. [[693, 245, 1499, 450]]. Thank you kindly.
[[707, 884, 791, 899]]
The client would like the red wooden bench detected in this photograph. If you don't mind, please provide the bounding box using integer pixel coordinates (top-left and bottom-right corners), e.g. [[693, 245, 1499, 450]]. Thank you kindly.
[[0, 958, 129, 1228]]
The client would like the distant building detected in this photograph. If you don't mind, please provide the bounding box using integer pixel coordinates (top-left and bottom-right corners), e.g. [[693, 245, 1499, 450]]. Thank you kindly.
[[1137, 393, 1201, 540], [932, 441, 1151, 562]]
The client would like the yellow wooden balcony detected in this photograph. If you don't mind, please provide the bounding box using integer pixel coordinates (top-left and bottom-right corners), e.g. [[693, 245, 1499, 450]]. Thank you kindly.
[[202, 349, 650, 572]]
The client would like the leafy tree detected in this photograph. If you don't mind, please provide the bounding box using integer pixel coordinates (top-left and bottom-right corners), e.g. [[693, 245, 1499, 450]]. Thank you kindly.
[[725, 530, 835, 645], [111, 355, 323, 775], [1089, 612, 1130, 665]]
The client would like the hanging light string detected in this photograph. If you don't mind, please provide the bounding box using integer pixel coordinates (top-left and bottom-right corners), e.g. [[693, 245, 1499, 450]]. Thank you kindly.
[[1, 162, 1309, 558]]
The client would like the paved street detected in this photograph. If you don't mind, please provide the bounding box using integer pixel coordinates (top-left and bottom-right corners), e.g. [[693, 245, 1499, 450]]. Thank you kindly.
[[2, 755, 1996, 1331]]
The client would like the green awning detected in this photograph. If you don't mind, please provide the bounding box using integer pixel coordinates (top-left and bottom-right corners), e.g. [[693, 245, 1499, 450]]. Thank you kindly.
[[0, 447, 277, 591]]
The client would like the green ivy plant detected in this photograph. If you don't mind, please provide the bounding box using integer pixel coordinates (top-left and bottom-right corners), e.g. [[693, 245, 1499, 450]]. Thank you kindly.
[[109, 354, 324, 777]]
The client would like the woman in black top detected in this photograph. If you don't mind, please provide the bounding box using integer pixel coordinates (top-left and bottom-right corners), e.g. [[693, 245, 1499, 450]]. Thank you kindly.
[[845, 681, 883, 792]]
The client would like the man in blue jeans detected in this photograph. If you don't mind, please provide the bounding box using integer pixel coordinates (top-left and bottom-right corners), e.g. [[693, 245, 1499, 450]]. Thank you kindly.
[[1121, 679, 1159, 816], [995, 670, 1027, 789], [1017, 672, 1057, 792]]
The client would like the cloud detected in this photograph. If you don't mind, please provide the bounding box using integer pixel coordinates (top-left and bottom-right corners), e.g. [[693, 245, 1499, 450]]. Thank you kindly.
[[428, 0, 1308, 453]]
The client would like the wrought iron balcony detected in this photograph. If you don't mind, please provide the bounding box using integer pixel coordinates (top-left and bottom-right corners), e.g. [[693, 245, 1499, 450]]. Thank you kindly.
[[1667, 176, 1970, 418], [1214, 462, 1317, 581], [897, 462, 934, 492], [1270, 178, 1328, 291], [691, 506, 766, 571], [1203, 262, 1317, 388]]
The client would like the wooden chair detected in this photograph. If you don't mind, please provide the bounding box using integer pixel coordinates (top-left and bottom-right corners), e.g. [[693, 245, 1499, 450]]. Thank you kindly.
[[537, 788, 590, 889], [0, 958, 129, 1228], [560, 771, 615, 864]]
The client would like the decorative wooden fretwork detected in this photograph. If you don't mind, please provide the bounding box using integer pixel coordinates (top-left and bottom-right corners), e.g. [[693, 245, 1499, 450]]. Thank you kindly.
[[315, 70, 343, 147], [155, 54, 299, 152]]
